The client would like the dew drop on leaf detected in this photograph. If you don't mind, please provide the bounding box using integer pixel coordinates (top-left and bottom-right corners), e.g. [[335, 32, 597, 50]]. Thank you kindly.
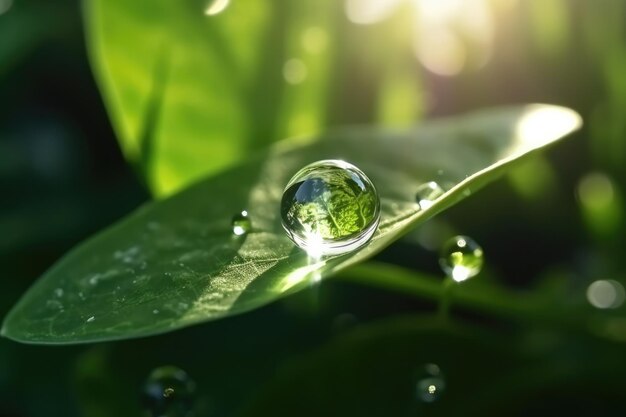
[[439, 235, 483, 282], [280, 159, 381, 256], [231, 210, 251, 236], [142, 366, 197, 417], [415, 363, 445, 403], [415, 181, 445, 210]]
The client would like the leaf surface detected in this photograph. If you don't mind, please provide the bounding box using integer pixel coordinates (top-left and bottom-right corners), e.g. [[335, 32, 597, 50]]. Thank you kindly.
[[1, 105, 581, 344]]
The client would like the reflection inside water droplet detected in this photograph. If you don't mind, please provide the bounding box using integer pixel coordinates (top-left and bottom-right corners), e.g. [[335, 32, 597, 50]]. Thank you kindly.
[[415, 181, 445, 210], [439, 235, 483, 282], [142, 366, 196, 417], [232, 210, 251, 236], [415, 363, 445, 403], [280, 159, 381, 256]]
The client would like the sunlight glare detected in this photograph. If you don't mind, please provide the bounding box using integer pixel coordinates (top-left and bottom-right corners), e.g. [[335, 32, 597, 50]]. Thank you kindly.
[[515, 106, 582, 149], [451, 265, 472, 282], [277, 254, 326, 292], [413, 0, 494, 76], [345, 0, 400, 25], [204, 0, 230, 16]]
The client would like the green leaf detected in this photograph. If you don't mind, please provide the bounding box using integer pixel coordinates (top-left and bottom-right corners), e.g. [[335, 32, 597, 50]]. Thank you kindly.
[[84, 0, 342, 195], [1, 104, 581, 344]]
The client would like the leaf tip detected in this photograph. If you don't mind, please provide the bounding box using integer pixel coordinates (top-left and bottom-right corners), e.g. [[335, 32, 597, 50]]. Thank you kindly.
[[517, 104, 583, 149]]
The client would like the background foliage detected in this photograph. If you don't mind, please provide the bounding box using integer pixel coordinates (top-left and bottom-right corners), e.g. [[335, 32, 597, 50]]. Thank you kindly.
[[1, 0, 626, 416]]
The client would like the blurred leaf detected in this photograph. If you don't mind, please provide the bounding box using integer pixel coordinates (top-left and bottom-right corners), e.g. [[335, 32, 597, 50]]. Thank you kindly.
[[1, 104, 581, 344], [0, 3, 56, 79], [238, 315, 626, 417], [84, 0, 340, 195]]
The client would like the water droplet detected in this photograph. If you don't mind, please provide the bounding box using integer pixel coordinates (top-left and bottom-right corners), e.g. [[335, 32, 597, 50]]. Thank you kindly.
[[153, 309, 160, 315], [415, 181, 445, 210], [232, 210, 251, 236], [439, 235, 483, 282], [415, 363, 445, 403], [86, 316, 95, 323], [280, 160, 381, 256], [204, 0, 229, 16], [54, 288, 64, 297], [283, 58, 307, 84], [142, 366, 196, 417]]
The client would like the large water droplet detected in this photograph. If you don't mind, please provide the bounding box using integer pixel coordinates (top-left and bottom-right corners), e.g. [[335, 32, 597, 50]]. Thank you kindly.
[[415, 181, 445, 210], [439, 235, 483, 282], [142, 366, 196, 417], [281, 160, 380, 257], [415, 363, 445, 403], [231, 210, 251, 236]]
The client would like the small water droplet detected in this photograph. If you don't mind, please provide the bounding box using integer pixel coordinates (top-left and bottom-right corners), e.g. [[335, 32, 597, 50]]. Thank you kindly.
[[283, 58, 307, 84], [204, 0, 229, 15], [142, 366, 196, 417], [415, 363, 445, 403], [54, 288, 64, 297], [153, 309, 160, 315], [86, 316, 95, 323], [415, 181, 445, 210], [280, 159, 381, 256], [439, 235, 483, 282], [232, 210, 251, 236]]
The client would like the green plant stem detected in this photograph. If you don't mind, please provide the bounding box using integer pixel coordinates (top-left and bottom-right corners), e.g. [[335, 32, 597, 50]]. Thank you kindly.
[[335, 261, 619, 340], [438, 276, 455, 320]]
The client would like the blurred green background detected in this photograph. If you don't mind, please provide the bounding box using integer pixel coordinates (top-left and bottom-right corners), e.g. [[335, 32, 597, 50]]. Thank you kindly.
[[2, 0, 626, 416]]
